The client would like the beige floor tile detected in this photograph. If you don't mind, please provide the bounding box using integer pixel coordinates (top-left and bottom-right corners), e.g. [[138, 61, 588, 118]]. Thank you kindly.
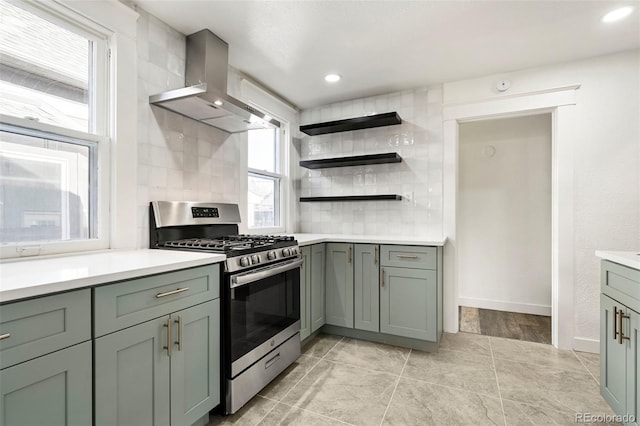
[[502, 399, 620, 426], [575, 351, 601, 383], [302, 334, 342, 359], [490, 336, 585, 372], [402, 348, 500, 397], [258, 355, 320, 401], [258, 403, 347, 426], [459, 306, 482, 334], [323, 337, 410, 375], [382, 377, 504, 426], [495, 358, 615, 415], [439, 332, 491, 356], [281, 360, 396, 426], [207, 396, 277, 426]]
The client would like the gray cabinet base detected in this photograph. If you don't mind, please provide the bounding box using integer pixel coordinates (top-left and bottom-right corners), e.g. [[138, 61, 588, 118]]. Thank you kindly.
[[321, 325, 440, 352]]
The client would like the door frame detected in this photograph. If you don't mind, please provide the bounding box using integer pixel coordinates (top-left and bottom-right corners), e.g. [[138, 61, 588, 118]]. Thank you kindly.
[[442, 84, 580, 349]]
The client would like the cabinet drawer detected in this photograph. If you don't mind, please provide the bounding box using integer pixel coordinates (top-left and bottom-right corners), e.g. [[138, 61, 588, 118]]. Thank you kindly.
[[0, 289, 91, 370], [602, 260, 640, 313], [380, 245, 437, 270], [94, 264, 219, 337]]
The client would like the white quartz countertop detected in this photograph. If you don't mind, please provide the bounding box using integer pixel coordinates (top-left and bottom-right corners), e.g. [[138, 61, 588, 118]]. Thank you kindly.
[[596, 250, 640, 270], [293, 233, 447, 247], [0, 249, 226, 303]]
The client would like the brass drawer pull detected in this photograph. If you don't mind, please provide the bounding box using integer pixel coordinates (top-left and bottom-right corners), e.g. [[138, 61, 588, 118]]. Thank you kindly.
[[156, 287, 189, 298], [175, 316, 183, 351], [164, 318, 172, 356], [381, 268, 385, 288], [0, 333, 11, 341], [374, 246, 378, 265], [613, 306, 619, 340], [348, 246, 352, 264], [619, 310, 630, 344], [396, 254, 418, 259]]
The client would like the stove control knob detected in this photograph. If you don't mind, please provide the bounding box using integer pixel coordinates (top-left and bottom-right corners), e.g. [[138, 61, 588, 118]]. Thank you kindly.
[[251, 254, 260, 265], [291, 247, 298, 255], [282, 248, 291, 257], [267, 250, 277, 260], [239, 256, 250, 267]]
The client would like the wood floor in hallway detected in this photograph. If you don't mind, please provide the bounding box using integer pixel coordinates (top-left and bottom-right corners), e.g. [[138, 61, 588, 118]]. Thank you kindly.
[[459, 306, 552, 344]]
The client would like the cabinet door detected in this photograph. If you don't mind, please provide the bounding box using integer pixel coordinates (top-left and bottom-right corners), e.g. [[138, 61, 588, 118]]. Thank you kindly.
[[310, 244, 326, 332], [300, 246, 312, 340], [95, 316, 171, 426], [325, 243, 354, 328], [170, 299, 220, 426], [380, 267, 436, 341], [627, 308, 639, 426], [0, 341, 92, 426], [600, 294, 628, 417], [354, 244, 379, 332]]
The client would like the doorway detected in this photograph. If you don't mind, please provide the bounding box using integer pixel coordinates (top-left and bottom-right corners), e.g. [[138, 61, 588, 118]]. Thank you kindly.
[[457, 114, 552, 344]]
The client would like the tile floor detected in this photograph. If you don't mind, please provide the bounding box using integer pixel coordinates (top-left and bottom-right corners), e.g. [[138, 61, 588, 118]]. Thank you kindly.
[[208, 332, 614, 426]]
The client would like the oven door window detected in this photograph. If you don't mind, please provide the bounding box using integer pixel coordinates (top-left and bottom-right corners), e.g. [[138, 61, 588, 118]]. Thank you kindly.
[[229, 267, 300, 363]]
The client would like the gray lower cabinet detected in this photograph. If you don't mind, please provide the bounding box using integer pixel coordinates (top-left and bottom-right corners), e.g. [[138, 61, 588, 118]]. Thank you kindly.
[[600, 260, 639, 426], [354, 244, 380, 332], [95, 299, 220, 426], [325, 243, 354, 328], [94, 265, 220, 426], [0, 341, 92, 426], [301, 244, 326, 341], [0, 289, 92, 426]]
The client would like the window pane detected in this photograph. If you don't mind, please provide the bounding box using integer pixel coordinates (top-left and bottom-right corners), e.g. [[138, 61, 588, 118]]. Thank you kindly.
[[0, 0, 91, 132], [0, 129, 94, 244], [248, 174, 278, 228], [248, 128, 276, 173]]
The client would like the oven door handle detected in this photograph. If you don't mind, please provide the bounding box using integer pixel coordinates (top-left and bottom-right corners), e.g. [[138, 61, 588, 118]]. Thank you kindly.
[[231, 258, 304, 288]]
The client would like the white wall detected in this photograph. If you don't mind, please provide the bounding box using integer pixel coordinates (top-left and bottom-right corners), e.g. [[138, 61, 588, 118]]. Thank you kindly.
[[296, 87, 444, 238], [444, 49, 640, 349], [458, 114, 552, 315]]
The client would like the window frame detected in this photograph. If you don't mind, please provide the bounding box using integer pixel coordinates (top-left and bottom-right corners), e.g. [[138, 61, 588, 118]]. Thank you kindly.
[[0, 0, 111, 259], [246, 123, 289, 234]]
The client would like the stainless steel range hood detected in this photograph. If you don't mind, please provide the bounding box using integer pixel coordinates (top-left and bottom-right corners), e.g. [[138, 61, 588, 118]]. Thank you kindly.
[[149, 30, 280, 133]]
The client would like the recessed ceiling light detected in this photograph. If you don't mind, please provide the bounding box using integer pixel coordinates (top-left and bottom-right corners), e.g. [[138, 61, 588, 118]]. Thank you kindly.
[[602, 6, 633, 23], [214, 100, 223, 106], [324, 74, 341, 83]]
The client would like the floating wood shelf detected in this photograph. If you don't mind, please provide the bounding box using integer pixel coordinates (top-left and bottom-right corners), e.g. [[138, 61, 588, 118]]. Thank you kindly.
[[299, 112, 402, 136], [299, 153, 402, 169], [299, 195, 403, 202]]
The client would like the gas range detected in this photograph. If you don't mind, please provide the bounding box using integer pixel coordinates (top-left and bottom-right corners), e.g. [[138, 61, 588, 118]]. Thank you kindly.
[[149, 201, 300, 273]]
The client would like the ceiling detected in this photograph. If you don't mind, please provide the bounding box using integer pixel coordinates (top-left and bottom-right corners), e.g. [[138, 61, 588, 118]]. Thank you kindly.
[[133, 0, 640, 110]]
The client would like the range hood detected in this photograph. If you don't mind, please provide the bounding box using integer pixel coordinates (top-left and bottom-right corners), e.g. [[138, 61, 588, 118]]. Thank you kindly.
[[149, 30, 280, 133]]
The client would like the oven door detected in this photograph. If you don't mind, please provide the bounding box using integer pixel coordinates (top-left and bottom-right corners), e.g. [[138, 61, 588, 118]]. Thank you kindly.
[[227, 258, 302, 377]]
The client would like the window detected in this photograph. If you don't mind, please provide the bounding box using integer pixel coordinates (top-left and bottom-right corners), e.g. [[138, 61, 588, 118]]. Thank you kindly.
[[247, 128, 283, 229], [0, 0, 109, 257]]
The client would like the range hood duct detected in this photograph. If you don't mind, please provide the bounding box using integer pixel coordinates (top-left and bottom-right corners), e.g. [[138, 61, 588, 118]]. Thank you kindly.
[[149, 29, 280, 133]]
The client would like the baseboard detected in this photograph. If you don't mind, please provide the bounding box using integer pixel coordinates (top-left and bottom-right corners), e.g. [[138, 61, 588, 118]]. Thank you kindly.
[[458, 297, 551, 316], [573, 337, 599, 354]]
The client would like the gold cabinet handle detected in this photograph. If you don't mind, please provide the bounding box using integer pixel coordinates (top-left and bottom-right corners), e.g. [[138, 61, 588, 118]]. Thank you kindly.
[[348, 246, 352, 264], [381, 268, 385, 288], [0, 333, 11, 341], [619, 310, 630, 344], [396, 254, 418, 259], [613, 306, 620, 340], [174, 316, 182, 351], [156, 287, 189, 298], [163, 318, 172, 357], [374, 246, 378, 265]]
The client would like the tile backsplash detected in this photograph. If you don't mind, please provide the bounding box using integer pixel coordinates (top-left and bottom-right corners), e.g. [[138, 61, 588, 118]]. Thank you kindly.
[[134, 6, 243, 248], [296, 88, 444, 238]]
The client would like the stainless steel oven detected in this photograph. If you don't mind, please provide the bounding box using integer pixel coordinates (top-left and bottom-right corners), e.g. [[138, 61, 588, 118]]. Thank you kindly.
[[149, 201, 303, 415], [223, 258, 302, 414]]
